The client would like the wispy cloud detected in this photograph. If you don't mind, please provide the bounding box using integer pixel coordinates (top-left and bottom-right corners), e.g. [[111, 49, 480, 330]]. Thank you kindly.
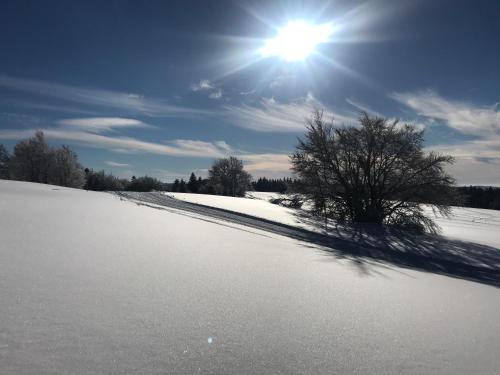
[[0, 75, 213, 118], [168, 139, 232, 157], [0, 128, 232, 158], [58, 117, 154, 133], [223, 94, 356, 132], [240, 153, 291, 173], [105, 161, 132, 168], [208, 90, 223, 100], [425, 134, 500, 161], [190, 79, 214, 92], [391, 89, 500, 156], [390, 90, 500, 136], [346, 97, 427, 131], [191, 79, 223, 100], [427, 139, 500, 185], [392, 89, 500, 185], [214, 140, 232, 152], [345, 97, 383, 116]]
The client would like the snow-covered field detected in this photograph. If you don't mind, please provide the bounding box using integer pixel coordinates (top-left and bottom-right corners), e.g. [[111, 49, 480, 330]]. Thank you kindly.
[[167, 191, 500, 248], [1, 180, 500, 374]]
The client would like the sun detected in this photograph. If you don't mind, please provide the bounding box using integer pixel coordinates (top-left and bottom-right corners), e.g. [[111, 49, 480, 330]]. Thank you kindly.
[[259, 21, 334, 62]]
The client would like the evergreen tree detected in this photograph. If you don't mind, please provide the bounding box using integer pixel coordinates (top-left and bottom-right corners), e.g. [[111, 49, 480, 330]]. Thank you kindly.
[[252, 177, 290, 193], [188, 172, 199, 193], [172, 179, 180, 192], [128, 176, 165, 192], [179, 178, 187, 193]]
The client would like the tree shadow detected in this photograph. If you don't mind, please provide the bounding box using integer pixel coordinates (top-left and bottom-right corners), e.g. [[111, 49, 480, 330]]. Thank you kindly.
[[292, 210, 500, 288], [116, 191, 500, 288]]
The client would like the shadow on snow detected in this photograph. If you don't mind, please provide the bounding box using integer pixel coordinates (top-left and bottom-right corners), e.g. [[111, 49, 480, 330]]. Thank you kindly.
[[116, 192, 500, 288]]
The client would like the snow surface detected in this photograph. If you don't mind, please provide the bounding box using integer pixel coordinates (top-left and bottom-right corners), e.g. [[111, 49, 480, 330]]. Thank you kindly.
[[167, 191, 500, 248], [166, 192, 307, 230], [1, 180, 500, 374]]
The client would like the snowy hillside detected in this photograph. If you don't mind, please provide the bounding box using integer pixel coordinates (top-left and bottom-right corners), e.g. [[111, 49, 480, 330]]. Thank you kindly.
[[1, 180, 500, 374], [167, 191, 500, 248]]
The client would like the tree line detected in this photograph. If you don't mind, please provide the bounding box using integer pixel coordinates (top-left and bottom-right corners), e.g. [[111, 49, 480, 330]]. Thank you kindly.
[[252, 177, 295, 193], [0, 131, 85, 188], [0, 132, 252, 196], [0, 131, 168, 192], [2, 117, 499, 235], [458, 186, 500, 210]]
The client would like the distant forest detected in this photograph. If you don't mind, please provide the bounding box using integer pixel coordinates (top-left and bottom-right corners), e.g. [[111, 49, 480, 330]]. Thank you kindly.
[[251, 177, 295, 193], [458, 186, 500, 211]]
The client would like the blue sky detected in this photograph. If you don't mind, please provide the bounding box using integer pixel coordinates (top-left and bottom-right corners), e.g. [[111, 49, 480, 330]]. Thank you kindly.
[[1, 0, 499, 184]]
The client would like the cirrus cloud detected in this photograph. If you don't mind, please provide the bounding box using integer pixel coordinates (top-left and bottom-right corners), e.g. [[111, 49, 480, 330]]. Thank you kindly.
[[58, 117, 154, 133], [0, 128, 233, 159], [0, 75, 214, 118], [105, 161, 132, 168], [223, 94, 356, 132], [390, 90, 500, 136], [392, 89, 500, 185]]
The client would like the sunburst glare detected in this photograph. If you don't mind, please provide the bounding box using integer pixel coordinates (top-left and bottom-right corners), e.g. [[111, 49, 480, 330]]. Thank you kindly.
[[259, 21, 335, 61]]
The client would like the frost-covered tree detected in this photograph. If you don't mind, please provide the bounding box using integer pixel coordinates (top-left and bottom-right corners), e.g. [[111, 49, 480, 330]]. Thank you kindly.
[[9, 132, 84, 188], [0, 144, 10, 179], [291, 111, 457, 233], [47, 146, 85, 188], [208, 156, 251, 197], [9, 131, 52, 183]]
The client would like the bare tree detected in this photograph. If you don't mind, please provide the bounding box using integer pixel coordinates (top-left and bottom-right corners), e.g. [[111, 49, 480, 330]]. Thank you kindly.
[[48, 146, 85, 188], [9, 131, 52, 183], [208, 156, 251, 197], [291, 111, 458, 233], [9, 132, 84, 188], [0, 144, 10, 179]]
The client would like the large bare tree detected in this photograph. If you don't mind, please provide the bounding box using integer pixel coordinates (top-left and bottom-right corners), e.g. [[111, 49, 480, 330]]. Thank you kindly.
[[291, 111, 457, 233]]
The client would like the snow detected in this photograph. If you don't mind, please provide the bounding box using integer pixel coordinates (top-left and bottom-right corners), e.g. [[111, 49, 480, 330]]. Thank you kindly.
[[167, 191, 500, 248], [429, 206, 500, 248], [165, 192, 307, 229], [1, 180, 500, 374]]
